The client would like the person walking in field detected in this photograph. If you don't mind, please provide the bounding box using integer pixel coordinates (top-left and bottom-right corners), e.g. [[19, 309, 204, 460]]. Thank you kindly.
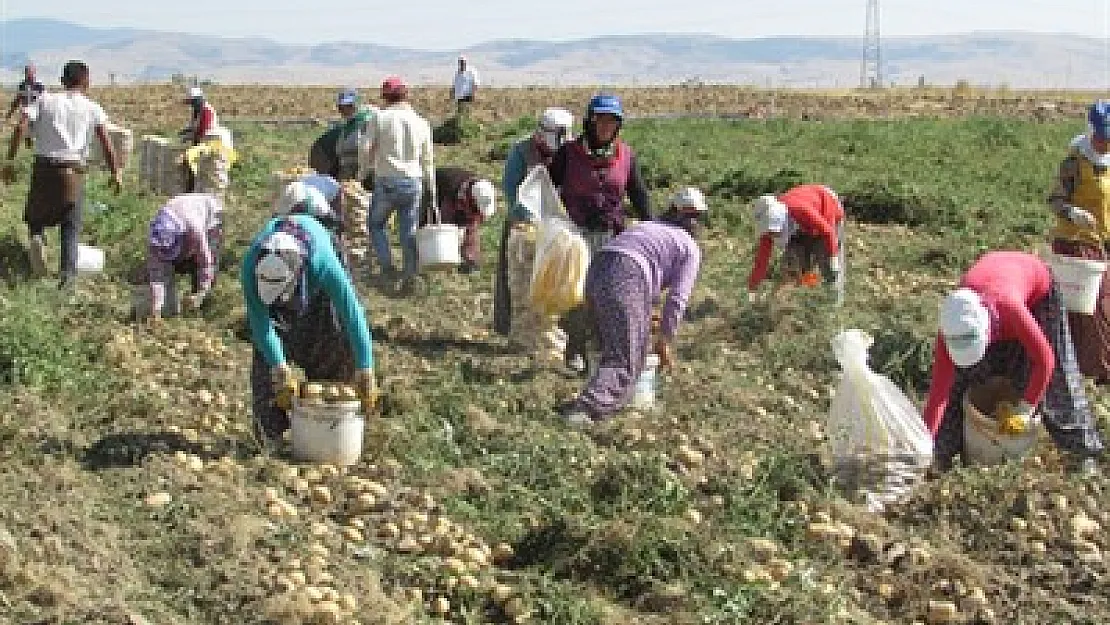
[[1047, 100, 1110, 383], [144, 193, 224, 320], [747, 184, 845, 305], [333, 88, 377, 184], [366, 75, 436, 294], [423, 166, 497, 274], [452, 56, 479, 115], [922, 251, 1103, 473], [241, 211, 378, 447], [7, 64, 45, 148], [6, 64, 45, 121], [561, 187, 707, 426], [2, 60, 122, 289], [549, 93, 652, 374], [495, 107, 575, 339]]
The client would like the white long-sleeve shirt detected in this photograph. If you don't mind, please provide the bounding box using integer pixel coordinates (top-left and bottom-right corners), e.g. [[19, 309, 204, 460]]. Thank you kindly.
[[453, 68, 479, 100], [367, 102, 435, 195]]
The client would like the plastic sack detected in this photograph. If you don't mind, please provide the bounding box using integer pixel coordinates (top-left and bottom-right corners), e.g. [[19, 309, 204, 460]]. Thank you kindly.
[[528, 216, 590, 317], [516, 165, 566, 222], [827, 329, 933, 463]]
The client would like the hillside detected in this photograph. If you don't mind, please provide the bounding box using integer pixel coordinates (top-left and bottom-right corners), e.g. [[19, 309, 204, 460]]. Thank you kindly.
[[0, 18, 1102, 88]]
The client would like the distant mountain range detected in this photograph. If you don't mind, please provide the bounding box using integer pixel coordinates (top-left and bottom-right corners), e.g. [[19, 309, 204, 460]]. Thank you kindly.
[[1, 18, 1103, 88]]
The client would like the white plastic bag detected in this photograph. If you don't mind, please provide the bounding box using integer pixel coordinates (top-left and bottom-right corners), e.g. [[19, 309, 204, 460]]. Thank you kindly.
[[529, 216, 590, 317], [516, 165, 565, 222], [827, 329, 933, 464]]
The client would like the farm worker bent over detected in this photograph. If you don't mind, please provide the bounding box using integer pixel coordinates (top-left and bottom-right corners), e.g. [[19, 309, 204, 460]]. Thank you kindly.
[[366, 75, 436, 294], [495, 107, 575, 339], [561, 187, 706, 426], [549, 94, 652, 374], [3, 60, 122, 290], [146, 192, 225, 319], [748, 184, 845, 304], [333, 88, 377, 184], [922, 251, 1104, 472], [180, 86, 220, 147], [423, 166, 497, 274], [1047, 100, 1110, 383], [241, 213, 377, 446]]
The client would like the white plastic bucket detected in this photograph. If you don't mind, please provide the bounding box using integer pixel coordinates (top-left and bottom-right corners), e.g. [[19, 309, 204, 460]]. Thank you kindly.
[[630, 354, 661, 410], [291, 400, 365, 466], [76, 245, 104, 273], [962, 376, 1040, 466], [1047, 253, 1106, 315], [416, 224, 462, 272]]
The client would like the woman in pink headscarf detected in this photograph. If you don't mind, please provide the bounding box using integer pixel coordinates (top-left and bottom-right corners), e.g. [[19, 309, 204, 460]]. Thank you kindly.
[[145, 192, 224, 319]]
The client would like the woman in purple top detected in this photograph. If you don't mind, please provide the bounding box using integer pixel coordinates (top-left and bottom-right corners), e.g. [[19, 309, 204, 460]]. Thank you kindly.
[[562, 187, 707, 426]]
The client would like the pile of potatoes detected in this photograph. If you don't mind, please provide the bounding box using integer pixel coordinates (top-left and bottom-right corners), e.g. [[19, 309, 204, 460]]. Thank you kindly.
[[300, 382, 360, 406]]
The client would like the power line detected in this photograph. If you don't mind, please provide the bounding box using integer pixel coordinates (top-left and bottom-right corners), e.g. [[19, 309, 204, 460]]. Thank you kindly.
[[861, 0, 882, 89]]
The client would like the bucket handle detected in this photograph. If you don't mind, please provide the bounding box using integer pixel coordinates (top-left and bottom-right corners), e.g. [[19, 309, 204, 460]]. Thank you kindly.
[[423, 188, 443, 227]]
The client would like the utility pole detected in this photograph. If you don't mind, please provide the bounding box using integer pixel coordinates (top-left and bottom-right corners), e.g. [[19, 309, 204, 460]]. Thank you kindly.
[[861, 0, 882, 89]]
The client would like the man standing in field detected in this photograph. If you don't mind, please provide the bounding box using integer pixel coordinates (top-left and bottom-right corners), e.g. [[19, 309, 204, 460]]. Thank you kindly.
[[2, 60, 122, 289], [7, 64, 46, 148], [366, 75, 435, 294], [452, 56, 479, 116], [7, 64, 45, 120]]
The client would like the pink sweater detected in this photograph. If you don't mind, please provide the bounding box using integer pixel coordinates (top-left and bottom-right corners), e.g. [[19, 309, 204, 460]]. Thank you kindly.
[[148, 194, 223, 313], [922, 251, 1055, 435], [748, 185, 843, 290]]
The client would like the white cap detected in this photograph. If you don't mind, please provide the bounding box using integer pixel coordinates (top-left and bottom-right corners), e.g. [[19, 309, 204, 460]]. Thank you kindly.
[[753, 195, 788, 233], [300, 174, 341, 204], [255, 231, 304, 306], [471, 179, 497, 218], [186, 86, 204, 99], [670, 187, 708, 212], [940, 288, 990, 368], [274, 180, 334, 221], [540, 107, 574, 132]]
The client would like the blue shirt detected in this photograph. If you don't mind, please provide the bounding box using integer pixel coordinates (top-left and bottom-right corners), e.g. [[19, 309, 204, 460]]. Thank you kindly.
[[240, 214, 374, 369]]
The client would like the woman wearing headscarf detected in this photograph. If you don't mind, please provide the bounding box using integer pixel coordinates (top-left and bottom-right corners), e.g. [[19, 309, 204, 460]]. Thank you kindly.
[[145, 192, 224, 319], [1047, 100, 1110, 383], [333, 88, 377, 184], [922, 251, 1103, 472], [561, 187, 706, 426], [241, 209, 377, 446], [495, 107, 575, 338], [747, 184, 845, 304], [549, 94, 652, 373]]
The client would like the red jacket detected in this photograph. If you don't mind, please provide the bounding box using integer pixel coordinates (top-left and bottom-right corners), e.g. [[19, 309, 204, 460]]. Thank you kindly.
[[748, 184, 844, 290], [921, 252, 1055, 436]]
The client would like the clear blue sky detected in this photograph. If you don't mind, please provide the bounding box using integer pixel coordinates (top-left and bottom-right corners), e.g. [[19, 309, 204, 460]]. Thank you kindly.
[[2, 0, 1107, 49]]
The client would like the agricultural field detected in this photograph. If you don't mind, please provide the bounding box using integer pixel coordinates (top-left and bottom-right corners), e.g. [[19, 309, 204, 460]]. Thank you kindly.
[[0, 86, 1108, 624]]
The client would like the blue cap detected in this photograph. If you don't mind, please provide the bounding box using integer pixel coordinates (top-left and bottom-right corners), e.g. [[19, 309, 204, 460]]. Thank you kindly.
[[336, 88, 359, 107], [587, 94, 623, 119], [1089, 100, 1110, 139]]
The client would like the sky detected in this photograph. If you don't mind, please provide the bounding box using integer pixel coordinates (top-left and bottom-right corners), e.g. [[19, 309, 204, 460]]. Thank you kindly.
[[1, 0, 1108, 49]]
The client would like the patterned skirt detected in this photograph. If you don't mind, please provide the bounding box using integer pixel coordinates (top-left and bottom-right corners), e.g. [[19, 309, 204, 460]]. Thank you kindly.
[[1051, 238, 1110, 381], [933, 280, 1104, 468], [572, 251, 653, 419]]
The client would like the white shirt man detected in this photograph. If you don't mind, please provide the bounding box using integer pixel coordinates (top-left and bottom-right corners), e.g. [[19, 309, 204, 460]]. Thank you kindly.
[[26, 91, 108, 163], [452, 57, 479, 103]]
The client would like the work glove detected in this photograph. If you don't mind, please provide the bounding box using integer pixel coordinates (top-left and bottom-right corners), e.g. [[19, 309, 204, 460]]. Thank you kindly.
[[271, 364, 299, 411], [653, 337, 674, 371], [354, 368, 380, 415], [1000, 400, 1038, 435], [1067, 206, 1098, 229]]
